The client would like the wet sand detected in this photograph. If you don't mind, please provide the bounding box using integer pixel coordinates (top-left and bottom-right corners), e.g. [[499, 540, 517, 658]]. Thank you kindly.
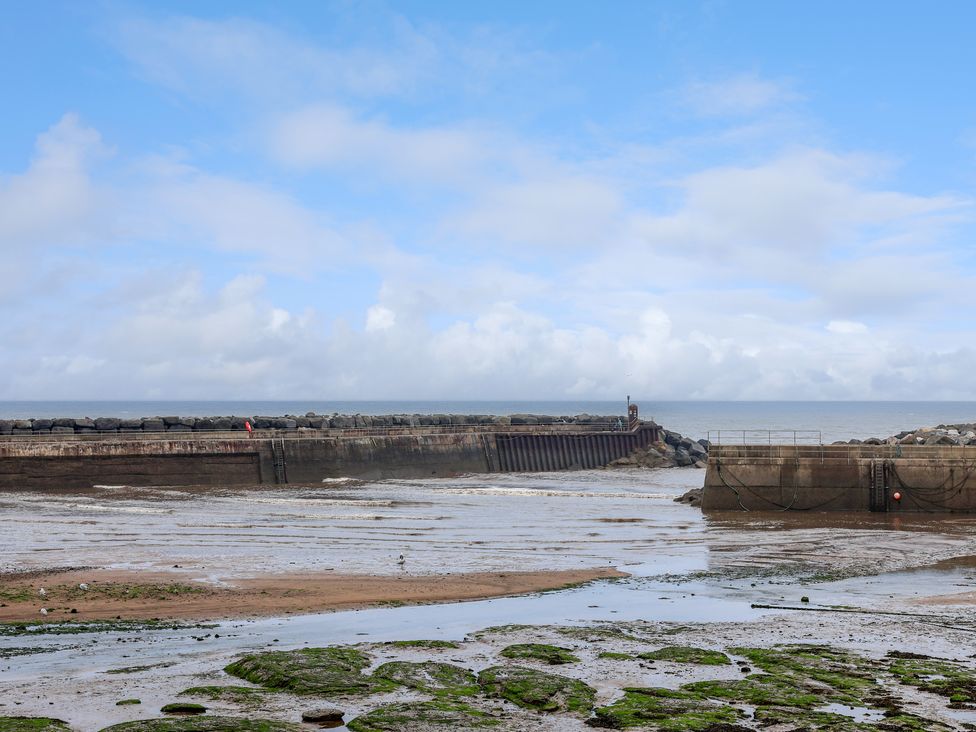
[[7, 469, 976, 729], [0, 566, 626, 622]]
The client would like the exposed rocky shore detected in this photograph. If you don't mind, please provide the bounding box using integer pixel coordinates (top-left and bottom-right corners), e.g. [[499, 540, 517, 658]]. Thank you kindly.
[[0, 412, 626, 435], [609, 428, 710, 469], [833, 422, 976, 447]]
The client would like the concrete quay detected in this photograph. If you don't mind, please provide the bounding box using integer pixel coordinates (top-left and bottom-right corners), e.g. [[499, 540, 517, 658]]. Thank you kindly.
[[0, 418, 662, 490], [703, 443, 976, 512]]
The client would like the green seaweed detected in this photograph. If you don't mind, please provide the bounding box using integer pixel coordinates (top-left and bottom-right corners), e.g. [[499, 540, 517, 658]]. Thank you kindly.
[[177, 687, 273, 705], [385, 639, 459, 649], [224, 646, 395, 696], [346, 700, 500, 731], [372, 661, 479, 695], [115, 700, 141, 706], [598, 652, 635, 661], [160, 703, 206, 715], [499, 643, 580, 665], [587, 687, 744, 730], [887, 652, 976, 705], [0, 720, 71, 732], [97, 718, 305, 731], [478, 664, 596, 713], [638, 647, 729, 666]]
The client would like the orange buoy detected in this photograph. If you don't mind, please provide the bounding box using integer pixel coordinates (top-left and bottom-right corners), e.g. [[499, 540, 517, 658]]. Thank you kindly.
[[893, 491, 902, 501]]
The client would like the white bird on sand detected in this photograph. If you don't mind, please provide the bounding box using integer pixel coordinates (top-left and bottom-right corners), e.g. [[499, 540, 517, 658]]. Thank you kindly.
[[38, 588, 46, 597], [78, 583, 89, 591], [39, 608, 48, 616]]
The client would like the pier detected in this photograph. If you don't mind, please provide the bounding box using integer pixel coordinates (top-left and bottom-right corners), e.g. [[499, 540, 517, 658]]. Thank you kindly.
[[703, 436, 976, 512], [0, 416, 661, 490]]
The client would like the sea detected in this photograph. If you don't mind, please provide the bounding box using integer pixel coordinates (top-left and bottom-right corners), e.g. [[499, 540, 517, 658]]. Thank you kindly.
[[1, 400, 975, 444]]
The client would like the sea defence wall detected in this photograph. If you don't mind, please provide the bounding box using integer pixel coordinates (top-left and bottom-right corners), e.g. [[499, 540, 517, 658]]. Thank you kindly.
[[0, 417, 662, 490], [702, 444, 976, 512]]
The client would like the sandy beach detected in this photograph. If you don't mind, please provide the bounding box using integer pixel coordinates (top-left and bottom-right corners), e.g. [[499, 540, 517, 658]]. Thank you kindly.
[[0, 566, 626, 622]]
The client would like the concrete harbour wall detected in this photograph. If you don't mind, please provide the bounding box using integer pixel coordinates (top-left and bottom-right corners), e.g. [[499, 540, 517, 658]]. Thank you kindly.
[[0, 420, 661, 490], [703, 444, 976, 512]]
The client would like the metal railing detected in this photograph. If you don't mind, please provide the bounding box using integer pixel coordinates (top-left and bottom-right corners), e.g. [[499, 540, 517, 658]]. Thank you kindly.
[[707, 429, 823, 446]]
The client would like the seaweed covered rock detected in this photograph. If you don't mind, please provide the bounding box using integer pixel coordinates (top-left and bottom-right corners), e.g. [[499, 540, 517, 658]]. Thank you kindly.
[[346, 700, 500, 731], [224, 646, 394, 696], [478, 665, 595, 713], [372, 661, 478, 695], [0, 720, 71, 732], [177, 687, 273, 705], [887, 652, 976, 705], [97, 719, 305, 732], [638, 646, 729, 665], [499, 643, 580, 665], [587, 688, 744, 729]]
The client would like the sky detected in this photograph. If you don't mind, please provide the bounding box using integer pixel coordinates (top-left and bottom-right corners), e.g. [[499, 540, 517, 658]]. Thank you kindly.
[[1, 0, 975, 401]]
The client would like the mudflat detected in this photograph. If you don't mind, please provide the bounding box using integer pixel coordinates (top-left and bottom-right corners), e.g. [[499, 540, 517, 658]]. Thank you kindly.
[[0, 566, 626, 622]]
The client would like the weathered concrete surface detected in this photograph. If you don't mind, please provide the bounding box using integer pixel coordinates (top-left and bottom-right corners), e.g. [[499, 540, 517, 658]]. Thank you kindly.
[[703, 444, 976, 512], [0, 423, 662, 490]]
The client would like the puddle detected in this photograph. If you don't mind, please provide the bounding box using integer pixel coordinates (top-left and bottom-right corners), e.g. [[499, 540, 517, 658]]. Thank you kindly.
[[817, 702, 886, 722]]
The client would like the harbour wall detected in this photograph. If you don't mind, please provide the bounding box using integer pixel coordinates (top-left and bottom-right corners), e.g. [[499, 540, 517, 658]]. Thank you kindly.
[[0, 421, 662, 490], [702, 444, 976, 512]]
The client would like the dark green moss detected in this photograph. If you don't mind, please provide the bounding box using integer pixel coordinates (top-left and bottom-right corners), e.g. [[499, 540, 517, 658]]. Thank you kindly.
[[0, 719, 71, 732], [638, 647, 729, 666], [587, 687, 744, 730], [598, 652, 635, 661], [160, 704, 206, 715], [177, 687, 273, 705], [372, 661, 478, 695], [97, 718, 305, 731], [727, 645, 876, 704], [346, 700, 500, 731], [887, 654, 976, 705], [499, 643, 580, 665], [0, 619, 210, 637], [478, 664, 595, 713], [224, 646, 395, 696], [684, 675, 821, 708], [115, 700, 141, 706], [386, 640, 459, 649]]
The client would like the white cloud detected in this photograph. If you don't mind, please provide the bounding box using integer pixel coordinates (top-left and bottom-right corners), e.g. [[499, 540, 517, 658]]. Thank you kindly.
[[365, 305, 396, 332], [679, 73, 799, 117], [270, 105, 486, 182], [827, 320, 869, 335]]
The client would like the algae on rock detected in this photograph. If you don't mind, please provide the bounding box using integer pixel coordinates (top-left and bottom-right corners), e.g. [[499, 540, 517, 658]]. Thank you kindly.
[[372, 661, 479, 695], [478, 665, 595, 713], [98, 718, 305, 731], [346, 700, 501, 731], [224, 646, 394, 696], [0, 719, 71, 732], [499, 643, 580, 665], [587, 687, 744, 730], [638, 646, 729, 666]]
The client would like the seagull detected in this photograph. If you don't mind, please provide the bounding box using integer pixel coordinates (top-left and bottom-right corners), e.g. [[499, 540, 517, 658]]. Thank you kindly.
[[38, 588, 46, 597], [78, 583, 89, 591], [39, 608, 48, 616], [397, 554, 405, 567]]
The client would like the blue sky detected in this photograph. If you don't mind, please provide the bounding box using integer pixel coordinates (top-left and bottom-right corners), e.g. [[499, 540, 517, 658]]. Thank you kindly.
[[1, 1, 975, 399]]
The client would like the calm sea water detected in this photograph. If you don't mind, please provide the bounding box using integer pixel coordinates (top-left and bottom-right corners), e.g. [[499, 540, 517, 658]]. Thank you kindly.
[[1, 400, 974, 443]]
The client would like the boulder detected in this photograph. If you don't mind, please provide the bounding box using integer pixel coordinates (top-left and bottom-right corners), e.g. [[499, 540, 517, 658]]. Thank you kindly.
[[95, 417, 121, 432], [52, 417, 75, 428], [14, 420, 33, 430], [142, 419, 165, 432], [212, 417, 233, 430], [301, 707, 344, 724], [32, 419, 54, 431], [674, 448, 695, 467], [194, 418, 215, 431], [899, 433, 919, 445], [120, 419, 143, 431], [73, 418, 95, 430], [0, 420, 12, 435]]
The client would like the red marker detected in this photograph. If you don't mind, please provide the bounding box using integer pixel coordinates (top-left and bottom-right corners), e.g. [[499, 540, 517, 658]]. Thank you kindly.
[[893, 491, 902, 501]]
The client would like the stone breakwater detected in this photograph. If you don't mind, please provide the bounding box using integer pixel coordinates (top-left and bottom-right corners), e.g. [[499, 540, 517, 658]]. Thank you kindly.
[[0, 412, 624, 435], [610, 428, 710, 469], [833, 421, 976, 447]]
